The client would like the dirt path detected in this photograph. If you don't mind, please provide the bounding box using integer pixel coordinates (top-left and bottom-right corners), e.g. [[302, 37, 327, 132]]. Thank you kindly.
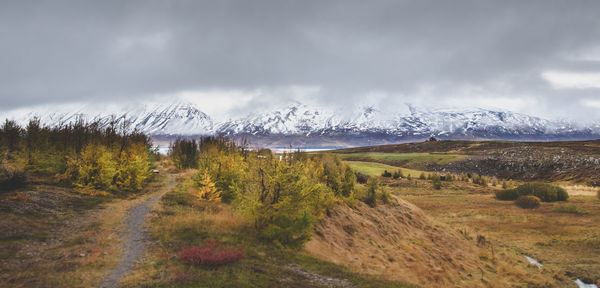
[[99, 175, 174, 288]]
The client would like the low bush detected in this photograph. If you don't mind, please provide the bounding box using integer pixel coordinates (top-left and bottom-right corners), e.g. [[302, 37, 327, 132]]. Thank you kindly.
[[513, 182, 568, 202], [354, 172, 369, 184], [472, 174, 488, 186], [552, 205, 590, 215], [363, 177, 379, 207], [515, 195, 541, 209], [380, 188, 392, 204], [381, 170, 392, 177], [178, 240, 245, 266], [495, 189, 520, 201], [432, 178, 442, 190], [0, 168, 27, 191], [597, 190, 600, 201]]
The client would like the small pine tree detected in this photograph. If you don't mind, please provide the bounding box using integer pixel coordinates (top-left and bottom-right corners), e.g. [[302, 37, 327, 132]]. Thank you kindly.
[[407, 174, 412, 180], [502, 181, 508, 189], [419, 172, 426, 180], [195, 171, 221, 202]]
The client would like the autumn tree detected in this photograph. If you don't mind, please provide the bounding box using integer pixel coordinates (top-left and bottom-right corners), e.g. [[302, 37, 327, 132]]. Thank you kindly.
[[195, 171, 221, 202]]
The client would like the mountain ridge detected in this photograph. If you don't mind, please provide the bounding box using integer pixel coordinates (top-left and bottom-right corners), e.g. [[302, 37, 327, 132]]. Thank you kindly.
[[7, 101, 600, 146]]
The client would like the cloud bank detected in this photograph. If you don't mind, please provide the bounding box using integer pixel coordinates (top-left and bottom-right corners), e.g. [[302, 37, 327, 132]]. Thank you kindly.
[[1, 0, 600, 122]]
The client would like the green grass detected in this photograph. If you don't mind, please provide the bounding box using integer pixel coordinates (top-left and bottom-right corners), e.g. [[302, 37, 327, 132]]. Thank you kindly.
[[337, 152, 466, 166], [345, 160, 430, 178], [552, 205, 590, 215]]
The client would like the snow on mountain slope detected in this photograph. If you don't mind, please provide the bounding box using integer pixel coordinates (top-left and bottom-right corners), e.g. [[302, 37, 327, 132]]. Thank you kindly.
[[218, 102, 336, 135], [5, 101, 599, 141], [13, 101, 213, 136]]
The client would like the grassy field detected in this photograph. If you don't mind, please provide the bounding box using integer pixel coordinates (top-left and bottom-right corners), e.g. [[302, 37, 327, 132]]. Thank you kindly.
[[386, 177, 600, 286], [0, 172, 169, 288], [337, 152, 466, 164], [335, 152, 467, 172], [344, 160, 431, 178], [121, 175, 413, 288]]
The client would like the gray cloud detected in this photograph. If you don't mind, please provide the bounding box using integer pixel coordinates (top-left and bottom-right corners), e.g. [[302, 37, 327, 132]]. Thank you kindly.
[[1, 0, 600, 121]]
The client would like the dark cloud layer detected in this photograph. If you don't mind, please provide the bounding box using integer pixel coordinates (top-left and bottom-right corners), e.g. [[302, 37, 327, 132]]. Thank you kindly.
[[1, 0, 600, 120]]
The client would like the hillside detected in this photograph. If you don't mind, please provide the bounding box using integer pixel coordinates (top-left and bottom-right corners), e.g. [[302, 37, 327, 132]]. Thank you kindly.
[[335, 140, 600, 184], [305, 196, 568, 287]]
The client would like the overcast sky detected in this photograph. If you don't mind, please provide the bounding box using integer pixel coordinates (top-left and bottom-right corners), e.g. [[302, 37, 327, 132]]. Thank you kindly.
[[1, 0, 600, 121]]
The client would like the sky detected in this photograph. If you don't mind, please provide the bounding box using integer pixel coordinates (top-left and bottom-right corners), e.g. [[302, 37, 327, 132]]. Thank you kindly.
[[1, 0, 600, 122]]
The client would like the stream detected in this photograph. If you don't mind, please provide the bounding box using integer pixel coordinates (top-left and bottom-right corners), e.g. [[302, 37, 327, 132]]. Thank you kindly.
[[523, 255, 597, 288]]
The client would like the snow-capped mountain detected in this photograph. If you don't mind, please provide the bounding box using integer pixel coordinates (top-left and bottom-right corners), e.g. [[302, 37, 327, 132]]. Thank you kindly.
[[217, 103, 592, 140], [15, 101, 213, 136], [7, 101, 600, 146]]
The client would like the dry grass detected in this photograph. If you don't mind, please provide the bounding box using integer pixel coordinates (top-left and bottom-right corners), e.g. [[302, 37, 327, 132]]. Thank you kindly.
[[0, 168, 174, 288], [561, 184, 600, 196], [304, 192, 569, 287], [120, 178, 250, 286], [389, 178, 600, 286]]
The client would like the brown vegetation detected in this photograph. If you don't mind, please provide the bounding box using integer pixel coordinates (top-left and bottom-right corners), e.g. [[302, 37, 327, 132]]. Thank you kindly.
[[390, 176, 599, 286], [305, 197, 483, 287]]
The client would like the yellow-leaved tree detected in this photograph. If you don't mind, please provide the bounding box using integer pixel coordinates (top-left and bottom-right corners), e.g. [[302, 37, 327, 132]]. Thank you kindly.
[[195, 171, 221, 201]]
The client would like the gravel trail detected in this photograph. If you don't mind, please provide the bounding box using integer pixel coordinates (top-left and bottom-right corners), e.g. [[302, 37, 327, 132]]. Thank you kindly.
[[99, 176, 173, 288]]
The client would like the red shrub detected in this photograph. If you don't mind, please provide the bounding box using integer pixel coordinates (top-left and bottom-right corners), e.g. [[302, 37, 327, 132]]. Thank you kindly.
[[178, 240, 245, 266]]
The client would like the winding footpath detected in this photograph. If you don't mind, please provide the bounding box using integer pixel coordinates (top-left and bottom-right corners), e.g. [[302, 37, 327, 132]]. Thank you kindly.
[[99, 175, 174, 288]]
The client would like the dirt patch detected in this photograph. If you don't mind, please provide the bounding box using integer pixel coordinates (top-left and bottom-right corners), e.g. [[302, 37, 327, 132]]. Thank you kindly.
[[305, 197, 483, 287]]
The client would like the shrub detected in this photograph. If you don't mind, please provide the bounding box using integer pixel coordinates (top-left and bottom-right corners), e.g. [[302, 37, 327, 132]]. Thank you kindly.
[[472, 174, 488, 186], [0, 167, 27, 191], [419, 172, 426, 180], [261, 213, 312, 249], [597, 190, 600, 201], [552, 205, 590, 215], [364, 177, 379, 207], [515, 195, 541, 209], [178, 240, 245, 266], [513, 182, 568, 202], [381, 170, 392, 177], [380, 188, 392, 204], [392, 170, 402, 179], [495, 189, 520, 201], [432, 178, 442, 190], [355, 172, 369, 184]]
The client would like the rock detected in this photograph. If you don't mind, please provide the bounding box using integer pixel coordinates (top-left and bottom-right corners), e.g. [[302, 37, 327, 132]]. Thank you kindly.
[[79, 253, 86, 257]]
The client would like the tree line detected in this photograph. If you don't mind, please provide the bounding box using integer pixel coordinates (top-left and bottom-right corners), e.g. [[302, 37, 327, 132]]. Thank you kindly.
[[0, 118, 156, 192]]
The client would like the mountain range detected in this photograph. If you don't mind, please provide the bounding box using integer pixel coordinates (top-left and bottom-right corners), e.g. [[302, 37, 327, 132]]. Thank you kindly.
[[9, 101, 600, 147]]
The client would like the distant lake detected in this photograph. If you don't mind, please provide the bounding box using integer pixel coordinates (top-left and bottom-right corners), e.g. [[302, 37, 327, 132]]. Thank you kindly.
[[269, 147, 344, 153], [156, 146, 345, 155]]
